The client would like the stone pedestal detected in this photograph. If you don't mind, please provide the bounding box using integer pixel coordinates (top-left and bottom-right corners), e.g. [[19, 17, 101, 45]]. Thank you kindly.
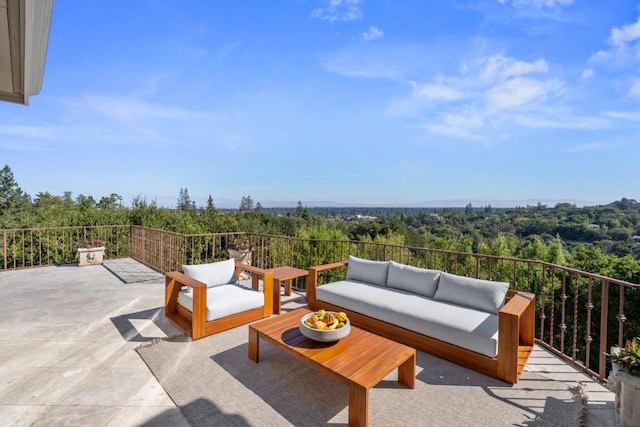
[[228, 248, 253, 280], [77, 247, 105, 267], [607, 371, 640, 427]]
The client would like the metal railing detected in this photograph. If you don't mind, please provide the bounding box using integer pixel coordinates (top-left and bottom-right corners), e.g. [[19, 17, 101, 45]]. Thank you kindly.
[[1, 225, 130, 270], [2, 225, 639, 384]]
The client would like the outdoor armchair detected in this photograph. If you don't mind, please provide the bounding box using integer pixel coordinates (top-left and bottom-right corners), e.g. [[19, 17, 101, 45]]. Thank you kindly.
[[165, 258, 273, 340]]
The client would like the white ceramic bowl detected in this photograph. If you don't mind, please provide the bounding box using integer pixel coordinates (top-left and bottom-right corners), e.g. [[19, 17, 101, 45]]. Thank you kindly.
[[299, 312, 351, 342]]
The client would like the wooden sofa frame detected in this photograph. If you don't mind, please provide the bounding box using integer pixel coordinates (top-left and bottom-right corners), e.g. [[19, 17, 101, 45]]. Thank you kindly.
[[306, 261, 535, 384], [165, 263, 274, 340]]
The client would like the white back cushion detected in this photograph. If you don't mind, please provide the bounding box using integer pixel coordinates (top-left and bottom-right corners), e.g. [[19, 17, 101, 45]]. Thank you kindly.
[[433, 272, 509, 314], [386, 260, 440, 298], [182, 258, 238, 288], [345, 255, 389, 287]]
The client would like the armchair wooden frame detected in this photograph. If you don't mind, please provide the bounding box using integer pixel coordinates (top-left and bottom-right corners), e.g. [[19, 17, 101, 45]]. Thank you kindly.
[[306, 261, 535, 384], [165, 263, 274, 340]]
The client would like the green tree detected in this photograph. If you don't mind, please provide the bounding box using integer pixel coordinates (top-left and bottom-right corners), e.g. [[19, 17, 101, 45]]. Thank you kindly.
[[206, 195, 215, 211], [98, 193, 123, 209], [464, 203, 473, 217], [239, 195, 254, 211], [0, 164, 31, 227], [523, 235, 548, 261], [547, 235, 567, 265], [177, 188, 193, 211]]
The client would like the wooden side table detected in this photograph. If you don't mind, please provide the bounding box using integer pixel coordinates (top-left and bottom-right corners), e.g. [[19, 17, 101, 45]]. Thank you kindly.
[[270, 266, 309, 314]]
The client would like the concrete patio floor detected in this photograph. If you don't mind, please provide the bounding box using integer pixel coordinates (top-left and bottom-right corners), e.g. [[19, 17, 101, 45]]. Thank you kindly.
[[0, 258, 615, 426]]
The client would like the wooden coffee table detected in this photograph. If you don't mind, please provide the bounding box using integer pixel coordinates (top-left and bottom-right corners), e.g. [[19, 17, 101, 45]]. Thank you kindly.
[[248, 308, 416, 426]]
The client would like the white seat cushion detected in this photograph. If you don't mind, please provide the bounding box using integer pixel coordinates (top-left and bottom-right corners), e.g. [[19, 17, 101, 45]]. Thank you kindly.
[[316, 280, 499, 358], [177, 284, 264, 321]]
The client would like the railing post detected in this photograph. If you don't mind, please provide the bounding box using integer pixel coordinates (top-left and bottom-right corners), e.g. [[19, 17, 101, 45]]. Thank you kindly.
[[584, 277, 593, 370], [617, 286, 626, 348], [599, 280, 609, 381], [539, 265, 547, 341]]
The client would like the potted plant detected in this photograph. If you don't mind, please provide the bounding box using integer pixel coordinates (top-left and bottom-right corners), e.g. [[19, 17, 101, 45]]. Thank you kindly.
[[609, 345, 623, 374], [227, 238, 253, 279], [607, 337, 640, 427], [77, 238, 106, 267]]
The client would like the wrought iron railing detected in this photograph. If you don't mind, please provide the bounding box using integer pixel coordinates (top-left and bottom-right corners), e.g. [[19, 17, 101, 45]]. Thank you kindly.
[[1, 225, 130, 270], [2, 225, 639, 384]]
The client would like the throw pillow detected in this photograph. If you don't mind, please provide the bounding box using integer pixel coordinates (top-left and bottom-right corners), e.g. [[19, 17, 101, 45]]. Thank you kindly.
[[182, 258, 238, 289], [387, 260, 441, 298], [433, 272, 509, 314], [345, 255, 389, 287]]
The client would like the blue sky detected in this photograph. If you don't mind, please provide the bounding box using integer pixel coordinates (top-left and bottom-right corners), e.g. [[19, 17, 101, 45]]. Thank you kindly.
[[2, 1, 640, 208]]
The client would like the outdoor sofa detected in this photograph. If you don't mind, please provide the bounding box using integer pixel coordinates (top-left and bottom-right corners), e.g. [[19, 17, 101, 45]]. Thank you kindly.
[[165, 258, 274, 340], [306, 256, 535, 384]]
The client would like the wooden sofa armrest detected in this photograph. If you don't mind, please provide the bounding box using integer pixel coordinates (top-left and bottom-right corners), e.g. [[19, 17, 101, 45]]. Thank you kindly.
[[310, 261, 348, 273], [306, 261, 348, 308], [497, 291, 536, 383]]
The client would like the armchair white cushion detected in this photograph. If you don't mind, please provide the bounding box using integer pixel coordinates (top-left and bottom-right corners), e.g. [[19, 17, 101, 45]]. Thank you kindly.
[[182, 258, 238, 290], [177, 284, 264, 321]]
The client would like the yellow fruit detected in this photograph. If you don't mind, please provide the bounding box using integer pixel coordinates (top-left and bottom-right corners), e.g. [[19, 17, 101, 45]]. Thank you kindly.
[[313, 320, 327, 330], [323, 312, 335, 324], [317, 309, 326, 318], [336, 312, 348, 322], [310, 314, 319, 324], [326, 317, 339, 330]]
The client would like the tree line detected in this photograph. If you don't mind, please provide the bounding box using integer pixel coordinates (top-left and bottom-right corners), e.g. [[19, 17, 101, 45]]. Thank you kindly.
[[1, 164, 639, 283]]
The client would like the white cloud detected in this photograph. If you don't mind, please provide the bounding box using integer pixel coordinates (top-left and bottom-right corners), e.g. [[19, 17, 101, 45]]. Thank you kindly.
[[362, 26, 383, 41], [320, 47, 405, 80], [565, 142, 604, 153], [588, 13, 640, 97], [606, 110, 640, 121], [493, 0, 573, 20], [389, 54, 568, 140], [498, 0, 573, 8], [323, 43, 619, 141], [311, 0, 363, 22], [487, 77, 561, 110], [589, 15, 640, 67], [610, 16, 640, 46], [389, 82, 467, 117], [67, 96, 214, 122], [581, 69, 594, 80], [481, 55, 548, 80], [0, 124, 57, 139], [411, 82, 465, 101], [2, 94, 229, 150], [629, 78, 640, 98]]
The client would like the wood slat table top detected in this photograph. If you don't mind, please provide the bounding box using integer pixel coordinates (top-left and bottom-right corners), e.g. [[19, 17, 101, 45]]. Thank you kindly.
[[250, 308, 415, 389], [269, 266, 309, 281]]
